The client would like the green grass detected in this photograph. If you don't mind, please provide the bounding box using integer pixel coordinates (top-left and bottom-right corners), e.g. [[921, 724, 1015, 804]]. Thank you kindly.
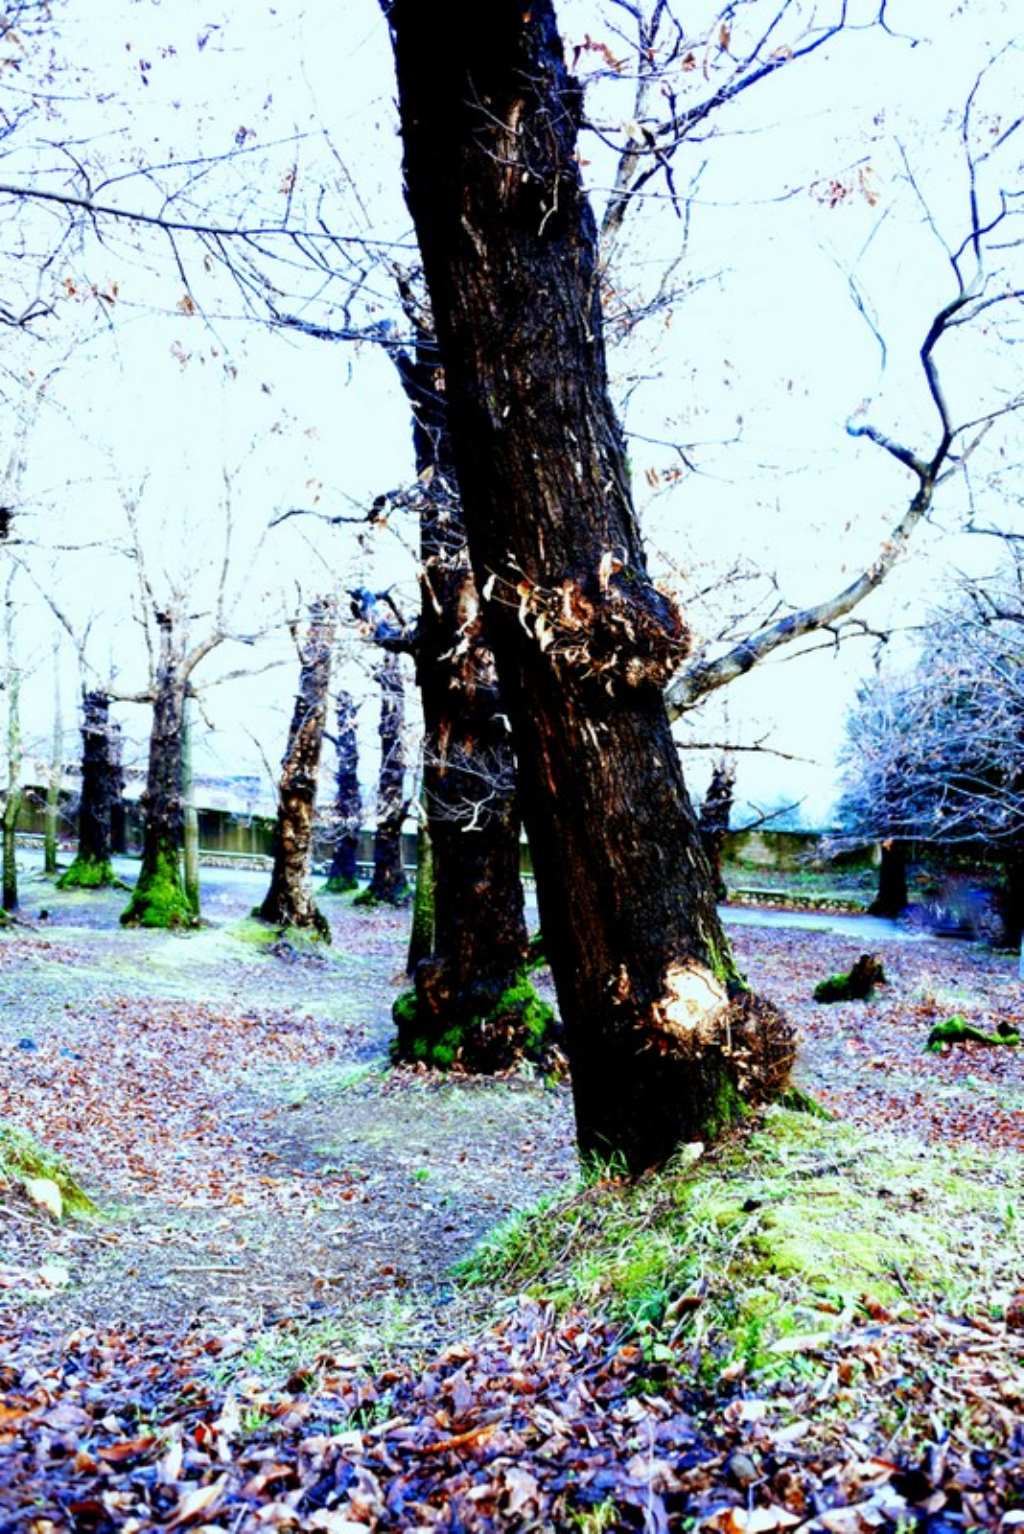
[[0, 1119, 96, 1217], [456, 1107, 1024, 1384]]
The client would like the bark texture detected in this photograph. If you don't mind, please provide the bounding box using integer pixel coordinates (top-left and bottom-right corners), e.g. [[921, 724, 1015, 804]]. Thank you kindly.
[[385, 315, 543, 1068], [868, 839, 908, 919], [59, 691, 119, 890], [181, 697, 200, 917], [387, 0, 794, 1167], [406, 788, 434, 974], [353, 656, 410, 907], [323, 690, 361, 892], [121, 617, 195, 928], [257, 600, 335, 938], [699, 759, 735, 903]]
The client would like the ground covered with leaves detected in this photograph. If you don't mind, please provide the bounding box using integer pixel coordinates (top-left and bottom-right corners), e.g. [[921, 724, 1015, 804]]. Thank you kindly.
[[0, 864, 1021, 1531]]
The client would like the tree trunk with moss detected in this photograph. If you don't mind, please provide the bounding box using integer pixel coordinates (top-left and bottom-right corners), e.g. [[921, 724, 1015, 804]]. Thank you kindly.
[[2, 589, 21, 912], [181, 697, 200, 917], [121, 617, 195, 929], [406, 786, 434, 973], [355, 655, 410, 907], [699, 758, 735, 904], [59, 691, 121, 890], [386, 0, 794, 1168], [323, 689, 361, 892], [257, 600, 335, 938], [110, 721, 127, 855], [868, 839, 908, 918], [383, 316, 545, 1068]]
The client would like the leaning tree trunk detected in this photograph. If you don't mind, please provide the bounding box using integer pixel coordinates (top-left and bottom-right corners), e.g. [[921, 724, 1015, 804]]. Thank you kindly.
[[121, 619, 194, 929], [58, 691, 120, 889], [699, 758, 736, 904], [355, 655, 410, 907], [385, 318, 546, 1069], [869, 838, 908, 918], [257, 600, 335, 938], [323, 689, 361, 892], [387, 0, 794, 1169]]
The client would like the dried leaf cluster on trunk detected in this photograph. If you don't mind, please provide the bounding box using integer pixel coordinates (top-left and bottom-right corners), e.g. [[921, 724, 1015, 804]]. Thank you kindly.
[[387, 0, 794, 1166]]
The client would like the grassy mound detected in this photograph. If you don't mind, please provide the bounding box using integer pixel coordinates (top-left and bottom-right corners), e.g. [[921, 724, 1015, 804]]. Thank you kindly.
[[457, 1107, 1023, 1385], [0, 1119, 96, 1217]]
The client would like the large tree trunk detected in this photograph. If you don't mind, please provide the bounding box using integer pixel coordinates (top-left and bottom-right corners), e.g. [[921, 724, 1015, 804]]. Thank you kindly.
[[385, 320, 546, 1069], [110, 721, 127, 856], [121, 618, 195, 928], [181, 696, 200, 917], [699, 758, 735, 904], [257, 600, 335, 938], [996, 844, 1024, 950], [386, 0, 794, 1168], [323, 689, 361, 893], [869, 839, 908, 918], [355, 655, 410, 907], [406, 785, 435, 974], [58, 691, 120, 890]]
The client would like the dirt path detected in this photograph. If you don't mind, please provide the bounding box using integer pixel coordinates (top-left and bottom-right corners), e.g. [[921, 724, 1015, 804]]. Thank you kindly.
[[0, 866, 575, 1360]]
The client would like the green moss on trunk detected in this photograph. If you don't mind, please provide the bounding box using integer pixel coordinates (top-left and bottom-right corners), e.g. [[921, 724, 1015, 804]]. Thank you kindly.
[[121, 846, 197, 929], [57, 855, 122, 891], [323, 873, 359, 894], [393, 970, 558, 1072]]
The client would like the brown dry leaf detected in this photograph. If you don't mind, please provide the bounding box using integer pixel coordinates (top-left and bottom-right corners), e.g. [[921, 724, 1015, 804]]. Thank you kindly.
[[165, 1473, 229, 1528]]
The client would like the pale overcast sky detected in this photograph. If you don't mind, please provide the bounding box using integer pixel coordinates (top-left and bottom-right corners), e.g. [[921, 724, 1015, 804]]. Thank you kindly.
[[3, 0, 1021, 826]]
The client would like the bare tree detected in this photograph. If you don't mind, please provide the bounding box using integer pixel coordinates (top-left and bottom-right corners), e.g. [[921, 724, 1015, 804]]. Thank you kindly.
[[354, 653, 411, 909], [256, 597, 336, 938], [322, 689, 362, 894]]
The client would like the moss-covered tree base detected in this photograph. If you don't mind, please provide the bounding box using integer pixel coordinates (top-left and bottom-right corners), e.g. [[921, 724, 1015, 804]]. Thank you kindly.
[[249, 905, 331, 944], [813, 953, 886, 1003], [322, 874, 359, 894], [926, 1015, 1021, 1052], [353, 884, 410, 910], [121, 853, 198, 930], [393, 969, 565, 1074], [57, 856, 124, 891]]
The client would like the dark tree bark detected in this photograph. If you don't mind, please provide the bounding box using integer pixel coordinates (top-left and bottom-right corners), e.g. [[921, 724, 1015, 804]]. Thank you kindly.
[[58, 690, 120, 890], [996, 845, 1024, 950], [355, 654, 411, 907], [868, 838, 908, 918], [385, 0, 794, 1168], [110, 721, 127, 855], [699, 758, 735, 903], [323, 689, 361, 892], [383, 312, 544, 1068], [121, 616, 195, 928], [257, 600, 335, 938], [406, 787, 435, 974]]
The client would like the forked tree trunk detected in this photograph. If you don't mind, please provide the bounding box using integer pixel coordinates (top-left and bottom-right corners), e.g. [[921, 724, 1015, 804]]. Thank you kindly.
[[58, 691, 120, 890], [181, 696, 200, 917], [869, 839, 908, 918], [386, 323, 544, 1069], [257, 600, 335, 938], [121, 617, 195, 929], [355, 655, 410, 907], [699, 758, 735, 903], [323, 690, 361, 892], [386, 0, 794, 1168]]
